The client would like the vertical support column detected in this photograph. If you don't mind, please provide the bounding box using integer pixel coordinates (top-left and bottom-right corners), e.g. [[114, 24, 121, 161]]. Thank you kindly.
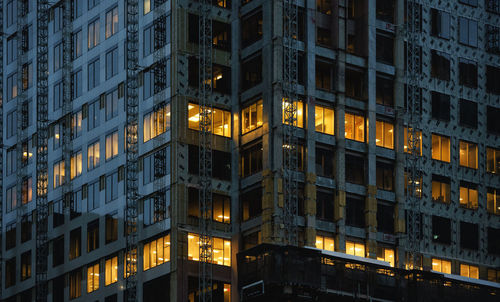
[[0, 0, 4, 298], [394, 0, 407, 268], [125, 1, 140, 301], [36, 2, 50, 301], [303, 0, 317, 248], [334, 0, 347, 253], [365, 0, 378, 259]]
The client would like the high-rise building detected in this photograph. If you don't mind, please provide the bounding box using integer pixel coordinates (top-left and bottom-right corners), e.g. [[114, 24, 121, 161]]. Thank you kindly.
[[1, 0, 499, 301]]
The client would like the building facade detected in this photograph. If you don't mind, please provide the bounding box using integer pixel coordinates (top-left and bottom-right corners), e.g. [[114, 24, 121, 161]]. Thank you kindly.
[[1, 0, 499, 301]]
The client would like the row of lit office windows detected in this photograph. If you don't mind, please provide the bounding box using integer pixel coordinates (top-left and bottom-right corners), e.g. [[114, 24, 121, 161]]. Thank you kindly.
[[189, 102, 500, 170], [315, 235, 497, 281]]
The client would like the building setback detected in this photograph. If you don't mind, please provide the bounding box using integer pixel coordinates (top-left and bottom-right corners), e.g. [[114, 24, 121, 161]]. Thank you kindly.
[[1, 0, 499, 301]]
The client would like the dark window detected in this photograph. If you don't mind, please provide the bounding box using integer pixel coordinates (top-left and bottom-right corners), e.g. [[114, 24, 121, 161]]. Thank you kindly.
[[53, 275, 65, 302], [432, 216, 451, 244], [459, 99, 477, 128], [241, 54, 263, 91], [431, 50, 450, 81], [376, 161, 394, 191], [486, 0, 500, 14], [188, 56, 199, 87], [376, 32, 394, 65], [488, 227, 500, 254], [459, 17, 478, 47], [460, 221, 479, 250], [87, 219, 99, 253], [459, 58, 477, 88], [187, 146, 231, 180], [188, 144, 199, 175], [486, 65, 500, 95], [377, 203, 394, 234], [241, 10, 262, 48], [105, 213, 118, 244], [431, 91, 450, 121], [105, 294, 118, 302], [242, 231, 261, 250], [487, 106, 500, 134], [6, 222, 16, 250], [21, 214, 32, 243], [316, 145, 334, 178], [69, 228, 81, 260], [345, 66, 367, 101], [189, 14, 231, 51], [346, 154, 364, 185], [241, 142, 263, 178], [317, 26, 333, 48], [376, 0, 395, 23], [431, 9, 450, 39], [486, 25, 500, 54], [188, 188, 230, 223], [241, 187, 262, 221], [346, 195, 365, 228], [376, 75, 394, 107], [53, 199, 64, 227], [53, 236, 64, 267], [212, 64, 231, 94], [5, 257, 16, 288], [316, 58, 334, 91], [316, 190, 334, 222]]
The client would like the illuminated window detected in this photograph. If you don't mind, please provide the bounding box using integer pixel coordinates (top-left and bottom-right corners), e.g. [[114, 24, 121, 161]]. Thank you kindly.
[[105, 6, 118, 39], [187, 233, 231, 266], [143, 234, 171, 271], [87, 263, 99, 293], [215, 0, 230, 8], [188, 103, 231, 137], [376, 121, 394, 149], [315, 105, 334, 135], [487, 269, 500, 283], [21, 177, 32, 205], [377, 247, 395, 267], [432, 175, 450, 203], [241, 99, 263, 134], [213, 194, 230, 224], [460, 184, 478, 209], [105, 256, 118, 286], [124, 249, 137, 278], [487, 147, 500, 174], [346, 241, 365, 257], [282, 100, 304, 128], [460, 263, 479, 279], [432, 258, 451, 274], [144, 0, 151, 14], [105, 131, 119, 160], [345, 113, 365, 142], [316, 235, 335, 252], [87, 141, 100, 171], [70, 151, 82, 179], [53, 160, 65, 188], [487, 188, 500, 215], [143, 103, 171, 142], [459, 141, 477, 169], [403, 128, 422, 155], [72, 110, 83, 138], [431, 134, 450, 162], [21, 250, 31, 281]]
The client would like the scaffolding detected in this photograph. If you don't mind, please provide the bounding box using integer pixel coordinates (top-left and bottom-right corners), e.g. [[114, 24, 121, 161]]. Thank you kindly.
[[125, 0, 140, 301], [0, 0, 4, 299], [405, 0, 423, 268], [198, 0, 214, 301], [153, 0, 168, 229], [35, 1, 50, 301], [16, 0, 29, 224], [282, 0, 299, 246], [61, 0, 73, 221]]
